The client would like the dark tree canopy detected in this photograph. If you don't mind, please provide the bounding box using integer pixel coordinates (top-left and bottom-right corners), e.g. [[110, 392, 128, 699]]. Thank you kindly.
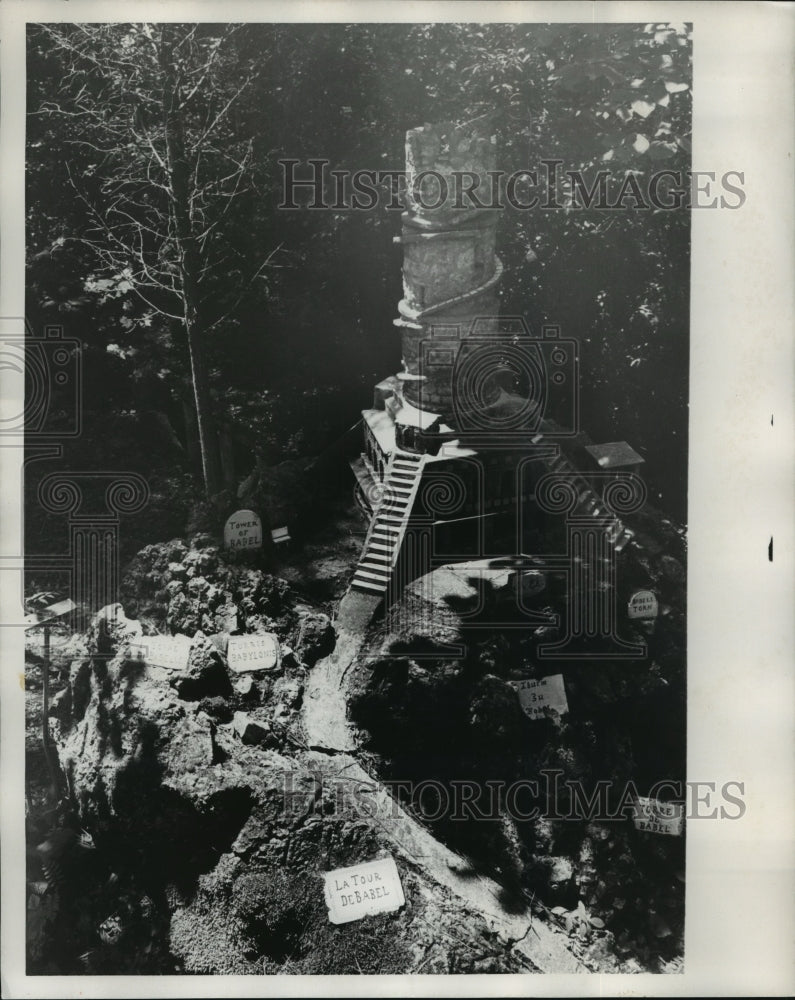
[[26, 21, 692, 552]]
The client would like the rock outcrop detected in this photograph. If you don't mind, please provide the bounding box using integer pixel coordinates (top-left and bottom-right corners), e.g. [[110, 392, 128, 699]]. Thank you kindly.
[[47, 599, 577, 974]]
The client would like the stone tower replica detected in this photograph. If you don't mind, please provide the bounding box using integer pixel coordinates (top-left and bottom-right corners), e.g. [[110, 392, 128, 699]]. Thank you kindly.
[[394, 120, 502, 423], [348, 119, 626, 602], [349, 120, 516, 597]]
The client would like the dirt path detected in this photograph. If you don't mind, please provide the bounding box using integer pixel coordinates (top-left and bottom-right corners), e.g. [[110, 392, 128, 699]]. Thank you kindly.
[[301, 589, 380, 752], [300, 589, 586, 974]]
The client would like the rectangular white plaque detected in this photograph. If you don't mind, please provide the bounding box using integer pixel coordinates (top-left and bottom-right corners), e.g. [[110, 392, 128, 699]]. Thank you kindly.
[[323, 856, 405, 925], [633, 796, 684, 836], [512, 674, 569, 719], [227, 633, 280, 673], [129, 634, 192, 671]]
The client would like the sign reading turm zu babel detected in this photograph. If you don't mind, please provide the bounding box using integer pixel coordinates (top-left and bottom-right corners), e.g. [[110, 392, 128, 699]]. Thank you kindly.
[[223, 509, 262, 551], [511, 674, 569, 720]]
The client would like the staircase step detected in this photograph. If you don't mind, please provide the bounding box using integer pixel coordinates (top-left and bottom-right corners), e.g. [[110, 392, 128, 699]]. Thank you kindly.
[[363, 551, 391, 564], [355, 568, 390, 584], [359, 559, 391, 574], [353, 577, 385, 589], [352, 578, 386, 593]]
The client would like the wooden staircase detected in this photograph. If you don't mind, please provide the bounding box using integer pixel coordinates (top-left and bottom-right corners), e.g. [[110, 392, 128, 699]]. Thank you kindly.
[[350, 450, 427, 595]]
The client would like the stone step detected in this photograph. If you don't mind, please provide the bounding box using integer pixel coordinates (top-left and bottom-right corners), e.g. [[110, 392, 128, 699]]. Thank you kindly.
[[351, 577, 386, 594], [382, 503, 410, 515], [363, 550, 391, 564], [358, 558, 392, 573], [372, 523, 400, 535], [354, 567, 389, 583], [355, 567, 390, 584]]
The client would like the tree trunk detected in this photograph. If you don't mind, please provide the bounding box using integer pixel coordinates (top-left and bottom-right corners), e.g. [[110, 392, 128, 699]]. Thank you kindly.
[[219, 427, 237, 494], [181, 394, 201, 473], [160, 28, 223, 499]]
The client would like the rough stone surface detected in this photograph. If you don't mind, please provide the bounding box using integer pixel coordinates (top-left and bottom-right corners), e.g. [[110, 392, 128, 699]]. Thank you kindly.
[[347, 531, 687, 972], [120, 539, 302, 643], [48, 606, 542, 975], [232, 712, 275, 747], [294, 611, 334, 666]]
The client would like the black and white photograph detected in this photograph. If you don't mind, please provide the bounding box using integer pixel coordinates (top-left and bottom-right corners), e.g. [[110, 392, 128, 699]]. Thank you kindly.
[[1, 1, 793, 995]]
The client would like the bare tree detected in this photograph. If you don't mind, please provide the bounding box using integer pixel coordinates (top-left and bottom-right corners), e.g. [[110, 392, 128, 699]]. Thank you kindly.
[[36, 22, 280, 499]]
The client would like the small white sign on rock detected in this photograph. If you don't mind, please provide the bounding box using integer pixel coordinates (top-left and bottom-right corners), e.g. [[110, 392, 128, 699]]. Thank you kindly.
[[223, 509, 263, 551], [627, 590, 659, 619], [323, 856, 405, 925], [129, 634, 192, 671], [227, 633, 281, 673], [632, 796, 684, 836], [512, 674, 569, 719]]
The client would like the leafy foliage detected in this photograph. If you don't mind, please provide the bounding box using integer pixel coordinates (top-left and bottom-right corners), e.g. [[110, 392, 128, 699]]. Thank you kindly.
[[26, 21, 692, 549]]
